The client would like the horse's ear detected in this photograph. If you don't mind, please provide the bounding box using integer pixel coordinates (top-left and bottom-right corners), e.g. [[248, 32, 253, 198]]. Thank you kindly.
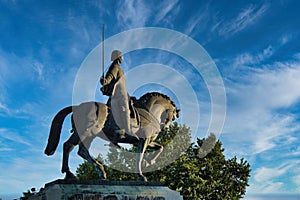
[[176, 109, 180, 118]]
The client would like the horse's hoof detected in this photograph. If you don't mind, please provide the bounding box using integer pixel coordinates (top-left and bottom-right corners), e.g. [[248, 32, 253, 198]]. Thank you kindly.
[[141, 176, 148, 182], [65, 171, 77, 180], [99, 172, 107, 180], [138, 174, 148, 182]]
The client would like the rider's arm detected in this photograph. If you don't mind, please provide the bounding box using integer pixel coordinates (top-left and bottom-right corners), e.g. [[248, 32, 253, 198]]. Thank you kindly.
[[100, 63, 119, 85], [100, 73, 114, 85]]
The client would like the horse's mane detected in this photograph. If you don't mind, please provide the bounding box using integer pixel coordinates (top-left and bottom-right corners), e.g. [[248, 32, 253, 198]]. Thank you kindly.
[[134, 92, 177, 110]]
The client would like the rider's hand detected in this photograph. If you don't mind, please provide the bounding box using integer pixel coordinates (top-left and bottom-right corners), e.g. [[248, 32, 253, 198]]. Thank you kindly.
[[100, 77, 106, 85]]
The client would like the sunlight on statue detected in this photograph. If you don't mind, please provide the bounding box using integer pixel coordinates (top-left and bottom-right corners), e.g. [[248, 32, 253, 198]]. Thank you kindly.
[[44, 51, 180, 182], [100, 50, 138, 140]]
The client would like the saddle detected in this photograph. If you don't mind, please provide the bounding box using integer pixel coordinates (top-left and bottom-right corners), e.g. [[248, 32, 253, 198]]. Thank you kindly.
[[129, 97, 140, 126], [103, 97, 161, 136], [102, 97, 140, 133]]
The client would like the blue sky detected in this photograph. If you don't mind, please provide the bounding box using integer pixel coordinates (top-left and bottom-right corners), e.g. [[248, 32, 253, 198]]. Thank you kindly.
[[0, 0, 300, 199]]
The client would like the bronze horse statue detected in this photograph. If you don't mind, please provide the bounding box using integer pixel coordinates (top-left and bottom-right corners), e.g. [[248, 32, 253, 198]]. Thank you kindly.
[[44, 92, 179, 181]]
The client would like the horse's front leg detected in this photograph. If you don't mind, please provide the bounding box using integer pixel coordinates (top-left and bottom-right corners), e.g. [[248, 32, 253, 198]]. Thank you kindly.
[[136, 137, 150, 182], [143, 142, 163, 168], [78, 140, 107, 180], [62, 133, 80, 179]]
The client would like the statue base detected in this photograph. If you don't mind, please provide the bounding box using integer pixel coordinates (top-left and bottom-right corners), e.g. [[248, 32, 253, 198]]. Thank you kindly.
[[29, 179, 183, 200]]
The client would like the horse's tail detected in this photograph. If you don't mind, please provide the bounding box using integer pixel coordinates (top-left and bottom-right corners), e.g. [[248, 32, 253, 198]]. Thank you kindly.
[[44, 106, 74, 156]]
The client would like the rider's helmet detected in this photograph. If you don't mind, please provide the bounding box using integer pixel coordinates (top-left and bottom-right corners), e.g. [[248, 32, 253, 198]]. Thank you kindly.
[[111, 50, 122, 61]]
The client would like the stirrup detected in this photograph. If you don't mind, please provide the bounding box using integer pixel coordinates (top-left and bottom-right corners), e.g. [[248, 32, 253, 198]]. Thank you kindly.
[[115, 129, 126, 139], [115, 129, 125, 134]]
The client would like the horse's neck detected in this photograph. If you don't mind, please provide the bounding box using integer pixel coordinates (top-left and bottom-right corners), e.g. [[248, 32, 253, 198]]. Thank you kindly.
[[148, 102, 167, 123]]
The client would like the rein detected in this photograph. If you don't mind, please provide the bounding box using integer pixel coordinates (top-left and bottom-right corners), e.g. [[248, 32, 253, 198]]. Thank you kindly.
[[136, 108, 161, 132]]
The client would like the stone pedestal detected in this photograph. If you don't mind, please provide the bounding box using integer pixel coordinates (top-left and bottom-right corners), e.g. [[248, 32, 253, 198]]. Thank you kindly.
[[29, 179, 183, 200]]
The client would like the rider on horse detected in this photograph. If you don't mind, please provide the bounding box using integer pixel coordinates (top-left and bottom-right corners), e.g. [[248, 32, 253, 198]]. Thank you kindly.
[[100, 50, 139, 140]]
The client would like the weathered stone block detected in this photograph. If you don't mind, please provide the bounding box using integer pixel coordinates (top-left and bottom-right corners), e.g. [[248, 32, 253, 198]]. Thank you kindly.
[[29, 179, 183, 200]]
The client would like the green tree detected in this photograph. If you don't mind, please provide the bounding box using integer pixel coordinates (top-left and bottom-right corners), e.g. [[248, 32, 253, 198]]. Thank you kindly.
[[76, 159, 101, 180], [76, 123, 250, 200], [161, 136, 250, 199]]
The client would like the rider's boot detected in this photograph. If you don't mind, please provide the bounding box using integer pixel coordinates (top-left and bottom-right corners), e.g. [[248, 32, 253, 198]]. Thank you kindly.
[[115, 111, 139, 140], [114, 129, 126, 139], [124, 121, 139, 140]]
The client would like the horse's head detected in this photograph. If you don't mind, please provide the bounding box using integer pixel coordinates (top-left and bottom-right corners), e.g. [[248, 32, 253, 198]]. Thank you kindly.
[[136, 92, 180, 130], [161, 106, 180, 130]]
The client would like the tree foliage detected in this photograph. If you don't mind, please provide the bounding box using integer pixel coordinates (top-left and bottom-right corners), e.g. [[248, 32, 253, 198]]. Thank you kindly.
[[76, 123, 250, 200]]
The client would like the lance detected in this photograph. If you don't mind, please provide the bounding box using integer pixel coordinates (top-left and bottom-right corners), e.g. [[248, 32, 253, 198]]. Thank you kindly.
[[101, 24, 105, 78]]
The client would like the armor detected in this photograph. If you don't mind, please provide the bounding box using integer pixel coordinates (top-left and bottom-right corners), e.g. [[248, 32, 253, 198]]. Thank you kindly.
[[100, 50, 138, 139]]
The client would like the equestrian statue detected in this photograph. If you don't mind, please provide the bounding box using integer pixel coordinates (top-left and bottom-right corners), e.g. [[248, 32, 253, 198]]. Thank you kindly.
[[44, 92, 179, 181]]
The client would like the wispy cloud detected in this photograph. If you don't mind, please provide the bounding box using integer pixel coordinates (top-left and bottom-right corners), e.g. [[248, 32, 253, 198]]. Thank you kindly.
[[184, 2, 210, 36], [0, 102, 10, 116], [254, 163, 294, 183], [115, 0, 180, 30], [0, 49, 44, 87], [249, 160, 300, 194], [32, 61, 44, 80], [153, 0, 180, 25], [0, 128, 31, 146], [253, 115, 298, 154], [232, 45, 274, 67], [280, 34, 292, 45], [222, 52, 300, 157], [220, 49, 300, 195], [292, 173, 300, 192], [0, 147, 13, 152], [214, 3, 269, 37], [116, 0, 151, 29], [0, 154, 80, 195]]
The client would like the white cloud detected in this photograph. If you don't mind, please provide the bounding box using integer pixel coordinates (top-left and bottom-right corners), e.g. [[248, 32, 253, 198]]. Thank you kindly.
[[215, 3, 269, 37], [222, 52, 300, 195], [116, 0, 151, 29], [32, 61, 44, 80], [0, 127, 83, 195], [253, 114, 299, 154], [254, 165, 292, 183], [279, 34, 292, 45], [0, 102, 10, 116], [248, 160, 300, 194], [290, 146, 300, 156], [0, 49, 12, 103], [184, 3, 210, 36], [0, 147, 12, 152], [0, 128, 31, 146], [293, 174, 300, 186], [115, 0, 180, 30], [0, 48, 47, 93], [223, 56, 300, 155], [0, 154, 74, 195], [258, 181, 284, 193], [254, 66, 300, 109], [153, 0, 180, 25], [232, 45, 274, 67]]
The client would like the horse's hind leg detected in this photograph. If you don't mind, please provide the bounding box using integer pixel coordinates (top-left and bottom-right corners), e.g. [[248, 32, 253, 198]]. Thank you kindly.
[[78, 138, 107, 179], [62, 133, 80, 179]]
